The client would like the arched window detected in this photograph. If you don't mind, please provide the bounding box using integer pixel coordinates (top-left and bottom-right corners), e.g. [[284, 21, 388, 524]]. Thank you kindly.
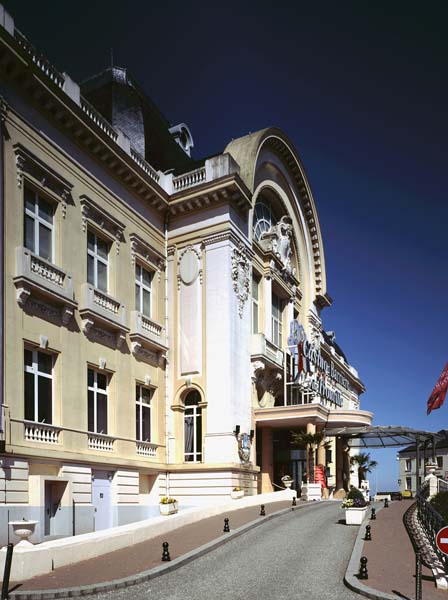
[[253, 200, 273, 241], [184, 390, 202, 462]]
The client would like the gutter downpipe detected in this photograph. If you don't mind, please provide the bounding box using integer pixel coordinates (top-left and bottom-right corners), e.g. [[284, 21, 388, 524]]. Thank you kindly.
[[164, 209, 170, 497], [0, 98, 6, 454]]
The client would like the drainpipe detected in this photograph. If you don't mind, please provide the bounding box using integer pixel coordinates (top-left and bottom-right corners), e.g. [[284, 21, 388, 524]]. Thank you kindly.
[[164, 210, 170, 496], [0, 98, 7, 454]]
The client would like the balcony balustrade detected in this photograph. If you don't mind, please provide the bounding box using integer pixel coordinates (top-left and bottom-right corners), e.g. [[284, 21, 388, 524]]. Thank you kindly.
[[79, 283, 129, 347], [130, 310, 168, 357], [14, 246, 77, 324]]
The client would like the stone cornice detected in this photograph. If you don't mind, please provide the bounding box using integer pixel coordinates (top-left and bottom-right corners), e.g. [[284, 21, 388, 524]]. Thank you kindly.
[[129, 232, 165, 271]]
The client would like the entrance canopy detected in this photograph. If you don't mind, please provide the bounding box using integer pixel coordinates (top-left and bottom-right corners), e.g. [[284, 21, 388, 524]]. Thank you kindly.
[[323, 425, 441, 448]]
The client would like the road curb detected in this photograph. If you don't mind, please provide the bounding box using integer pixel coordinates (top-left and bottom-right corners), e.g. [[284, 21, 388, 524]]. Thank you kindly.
[[344, 504, 401, 600], [9, 501, 319, 599]]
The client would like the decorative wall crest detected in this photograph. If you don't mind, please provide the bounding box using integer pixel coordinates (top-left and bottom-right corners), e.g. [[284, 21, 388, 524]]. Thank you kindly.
[[231, 243, 251, 318], [237, 432, 252, 464], [177, 245, 202, 289]]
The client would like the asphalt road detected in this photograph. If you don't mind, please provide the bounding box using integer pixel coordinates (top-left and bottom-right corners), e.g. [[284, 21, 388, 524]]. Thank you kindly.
[[90, 502, 361, 600]]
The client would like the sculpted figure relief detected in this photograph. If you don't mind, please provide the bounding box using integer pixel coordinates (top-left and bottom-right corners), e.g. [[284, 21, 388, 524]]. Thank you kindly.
[[260, 216, 296, 276]]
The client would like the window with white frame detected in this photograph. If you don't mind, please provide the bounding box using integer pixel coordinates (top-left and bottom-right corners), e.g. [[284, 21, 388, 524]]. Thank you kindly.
[[24, 186, 54, 262], [87, 230, 109, 292], [271, 292, 283, 348], [405, 477, 412, 490], [252, 275, 259, 334], [24, 347, 53, 423], [184, 390, 202, 462], [87, 368, 108, 434], [136, 384, 152, 442], [405, 459, 412, 472], [135, 264, 153, 317]]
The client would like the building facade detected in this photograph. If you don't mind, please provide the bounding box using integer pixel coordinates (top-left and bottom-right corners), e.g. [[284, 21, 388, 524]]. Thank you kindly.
[[398, 430, 448, 495], [0, 4, 372, 545]]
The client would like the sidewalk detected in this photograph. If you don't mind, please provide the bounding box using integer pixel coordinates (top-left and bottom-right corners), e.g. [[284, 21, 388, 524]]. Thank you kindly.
[[3, 498, 448, 599], [346, 500, 447, 600], [6, 499, 295, 597]]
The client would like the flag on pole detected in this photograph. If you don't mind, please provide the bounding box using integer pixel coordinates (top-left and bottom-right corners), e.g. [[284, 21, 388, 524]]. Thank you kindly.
[[427, 362, 448, 415]]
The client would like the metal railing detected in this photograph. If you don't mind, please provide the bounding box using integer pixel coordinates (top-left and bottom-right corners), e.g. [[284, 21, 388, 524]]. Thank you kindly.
[[416, 480, 448, 572]]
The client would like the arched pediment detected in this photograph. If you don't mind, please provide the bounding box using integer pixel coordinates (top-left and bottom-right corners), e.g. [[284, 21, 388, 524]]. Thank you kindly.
[[225, 128, 330, 308]]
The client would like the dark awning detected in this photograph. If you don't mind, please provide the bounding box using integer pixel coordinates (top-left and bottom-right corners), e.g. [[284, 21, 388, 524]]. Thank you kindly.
[[323, 425, 441, 448]]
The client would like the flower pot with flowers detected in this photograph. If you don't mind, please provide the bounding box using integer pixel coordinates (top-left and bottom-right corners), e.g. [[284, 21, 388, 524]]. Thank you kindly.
[[159, 496, 178, 515], [342, 487, 367, 525], [230, 486, 244, 499], [281, 475, 294, 489]]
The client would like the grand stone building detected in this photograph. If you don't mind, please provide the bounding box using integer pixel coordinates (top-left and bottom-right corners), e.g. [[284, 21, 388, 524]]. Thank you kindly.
[[0, 4, 372, 544]]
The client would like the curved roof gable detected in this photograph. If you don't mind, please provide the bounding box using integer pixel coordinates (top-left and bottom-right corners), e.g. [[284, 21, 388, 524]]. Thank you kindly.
[[225, 127, 329, 304]]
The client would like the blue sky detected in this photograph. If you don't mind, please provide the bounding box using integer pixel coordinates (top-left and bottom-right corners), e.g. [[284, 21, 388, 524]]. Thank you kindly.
[[6, 0, 448, 490]]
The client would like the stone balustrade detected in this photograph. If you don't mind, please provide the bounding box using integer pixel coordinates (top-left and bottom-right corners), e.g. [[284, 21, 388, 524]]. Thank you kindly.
[[23, 421, 61, 444], [88, 433, 115, 452], [173, 166, 206, 191], [136, 441, 157, 457]]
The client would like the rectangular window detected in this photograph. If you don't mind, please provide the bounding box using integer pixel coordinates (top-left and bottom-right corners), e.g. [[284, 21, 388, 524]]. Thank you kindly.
[[252, 276, 259, 334], [271, 292, 283, 348], [405, 459, 411, 472], [136, 385, 152, 441], [135, 264, 153, 317], [24, 186, 54, 261], [24, 347, 53, 423], [87, 368, 108, 434], [87, 230, 109, 292], [437, 456, 443, 469], [406, 477, 412, 490]]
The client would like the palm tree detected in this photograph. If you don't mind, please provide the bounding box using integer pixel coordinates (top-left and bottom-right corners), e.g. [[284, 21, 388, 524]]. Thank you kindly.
[[350, 452, 378, 488], [290, 430, 328, 484]]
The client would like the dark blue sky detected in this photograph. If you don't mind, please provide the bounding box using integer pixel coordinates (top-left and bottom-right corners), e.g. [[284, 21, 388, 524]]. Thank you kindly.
[[5, 0, 448, 489]]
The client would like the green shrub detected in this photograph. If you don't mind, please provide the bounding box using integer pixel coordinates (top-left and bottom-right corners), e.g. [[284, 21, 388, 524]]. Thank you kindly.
[[430, 491, 448, 524], [346, 486, 367, 507]]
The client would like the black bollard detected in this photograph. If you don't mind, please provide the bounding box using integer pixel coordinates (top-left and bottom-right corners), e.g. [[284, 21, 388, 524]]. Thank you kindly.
[[359, 556, 368, 580], [161, 541, 171, 562], [370, 507, 376, 520], [260, 504, 266, 516], [292, 497, 297, 507], [223, 517, 230, 532], [364, 525, 372, 541], [384, 498, 389, 508], [415, 551, 422, 600], [1, 543, 13, 600]]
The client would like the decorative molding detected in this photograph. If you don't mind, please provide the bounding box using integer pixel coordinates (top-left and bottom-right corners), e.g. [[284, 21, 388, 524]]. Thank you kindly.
[[231, 243, 251, 318], [129, 233, 165, 271], [258, 215, 296, 277], [177, 245, 202, 287], [80, 195, 125, 254], [13, 144, 73, 217], [82, 318, 94, 334], [16, 287, 31, 307]]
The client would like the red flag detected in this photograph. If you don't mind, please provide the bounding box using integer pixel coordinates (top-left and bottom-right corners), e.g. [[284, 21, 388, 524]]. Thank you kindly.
[[427, 363, 448, 415]]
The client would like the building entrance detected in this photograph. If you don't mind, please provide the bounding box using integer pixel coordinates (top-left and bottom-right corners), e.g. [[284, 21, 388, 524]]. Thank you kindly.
[[92, 470, 112, 531], [44, 480, 68, 538]]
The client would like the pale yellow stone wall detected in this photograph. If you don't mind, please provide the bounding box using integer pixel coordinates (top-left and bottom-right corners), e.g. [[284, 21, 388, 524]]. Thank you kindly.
[[4, 108, 167, 471]]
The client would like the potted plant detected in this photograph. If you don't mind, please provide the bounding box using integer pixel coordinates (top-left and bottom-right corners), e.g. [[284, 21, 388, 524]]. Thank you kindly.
[[342, 487, 367, 525], [230, 486, 244, 499], [159, 496, 178, 515]]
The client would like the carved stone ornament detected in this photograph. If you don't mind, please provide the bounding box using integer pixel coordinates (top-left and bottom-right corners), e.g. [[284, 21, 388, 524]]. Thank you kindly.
[[259, 215, 296, 277], [14, 144, 73, 217], [178, 245, 202, 288], [80, 195, 125, 254], [237, 432, 252, 464], [129, 233, 165, 273], [231, 243, 251, 318]]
